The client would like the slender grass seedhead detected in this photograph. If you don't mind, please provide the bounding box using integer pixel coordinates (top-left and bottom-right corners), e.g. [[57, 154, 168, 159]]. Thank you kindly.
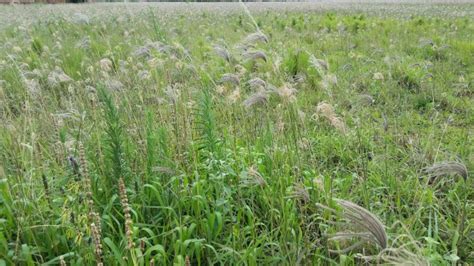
[[140, 238, 145, 253], [119, 177, 135, 250], [90, 222, 103, 266], [79, 142, 101, 234], [41, 174, 51, 207], [79, 142, 92, 200], [67, 156, 81, 181]]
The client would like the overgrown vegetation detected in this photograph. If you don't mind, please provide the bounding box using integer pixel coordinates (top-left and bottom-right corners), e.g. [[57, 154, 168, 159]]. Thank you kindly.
[[0, 3, 472, 265]]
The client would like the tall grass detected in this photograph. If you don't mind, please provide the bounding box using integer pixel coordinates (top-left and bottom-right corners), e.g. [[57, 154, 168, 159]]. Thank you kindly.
[[0, 3, 472, 265]]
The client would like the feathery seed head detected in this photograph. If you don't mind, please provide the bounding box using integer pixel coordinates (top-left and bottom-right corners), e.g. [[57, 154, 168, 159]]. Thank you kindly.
[[373, 72, 384, 80], [219, 73, 240, 85], [309, 55, 329, 74], [243, 91, 268, 108], [277, 84, 297, 102], [316, 102, 336, 119], [243, 50, 267, 62], [290, 183, 310, 204], [422, 161, 468, 184], [228, 88, 241, 103], [318, 199, 388, 254], [247, 77, 266, 91], [213, 45, 231, 62], [235, 64, 247, 76], [99, 58, 113, 72], [329, 116, 347, 134], [357, 94, 375, 106], [240, 165, 267, 188], [244, 31, 269, 44]]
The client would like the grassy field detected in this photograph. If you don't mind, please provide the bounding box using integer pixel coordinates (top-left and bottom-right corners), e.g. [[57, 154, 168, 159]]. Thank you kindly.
[[0, 2, 473, 265]]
